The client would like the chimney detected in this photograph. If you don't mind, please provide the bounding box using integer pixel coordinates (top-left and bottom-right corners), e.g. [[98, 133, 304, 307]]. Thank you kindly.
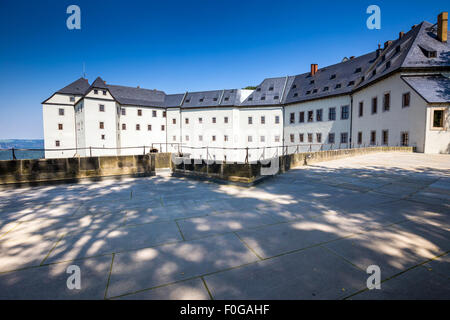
[[399, 31, 404, 39], [137, 85, 140, 88], [438, 12, 448, 43], [384, 40, 393, 49], [311, 64, 318, 76], [411, 24, 417, 30], [376, 44, 382, 57]]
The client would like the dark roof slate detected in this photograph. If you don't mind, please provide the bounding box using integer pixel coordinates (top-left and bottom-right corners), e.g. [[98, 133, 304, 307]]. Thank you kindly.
[[56, 78, 90, 95], [402, 75, 450, 103], [107, 84, 166, 107]]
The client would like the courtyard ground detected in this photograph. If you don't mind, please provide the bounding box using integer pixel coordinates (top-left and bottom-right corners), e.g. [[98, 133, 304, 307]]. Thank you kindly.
[[0, 152, 449, 299]]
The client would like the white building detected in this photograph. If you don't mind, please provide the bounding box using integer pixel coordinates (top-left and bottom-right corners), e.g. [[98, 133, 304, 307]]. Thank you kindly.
[[42, 13, 450, 160]]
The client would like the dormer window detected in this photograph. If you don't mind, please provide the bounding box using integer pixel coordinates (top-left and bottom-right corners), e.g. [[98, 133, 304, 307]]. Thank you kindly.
[[274, 95, 279, 99], [256, 88, 261, 92], [248, 97, 253, 101], [372, 69, 377, 76], [310, 80, 315, 85], [213, 97, 218, 101], [386, 61, 391, 69], [94, 89, 98, 94], [292, 84, 297, 89], [269, 86, 274, 91], [335, 83, 342, 89], [224, 97, 229, 101], [199, 98, 204, 102], [419, 45, 437, 58], [306, 90, 311, 95], [348, 81, 355, 86], [312, 89, 318, 94], [330, 74, 336, 80], [293, 93, 298, 97], [355, 67, 362, 73], [185, 99, 190, 103], [395, 45, 401, 54], [261, 96, 266, 100], [323, 87, 329, 91]]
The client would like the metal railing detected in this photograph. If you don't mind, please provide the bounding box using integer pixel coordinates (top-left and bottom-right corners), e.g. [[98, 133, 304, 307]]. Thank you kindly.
[[0, 142, 410, 162]]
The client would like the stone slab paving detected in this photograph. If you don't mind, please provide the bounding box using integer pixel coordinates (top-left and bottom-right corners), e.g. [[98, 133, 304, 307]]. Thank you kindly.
[[0, 152, 449, 299]]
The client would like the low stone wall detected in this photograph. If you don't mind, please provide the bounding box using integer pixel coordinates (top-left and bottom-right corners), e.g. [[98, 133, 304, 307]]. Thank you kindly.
[[173, 147, 414, 185], [0, 154, 155, 185], [151, 152, 172, 169]]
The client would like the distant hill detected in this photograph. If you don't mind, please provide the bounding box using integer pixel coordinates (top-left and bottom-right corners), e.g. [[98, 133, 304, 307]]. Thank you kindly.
[[0, 139, 44, 149]]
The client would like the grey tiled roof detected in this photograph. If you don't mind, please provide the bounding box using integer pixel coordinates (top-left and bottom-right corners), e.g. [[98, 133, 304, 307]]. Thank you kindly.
[[402, 75, 450, 103], [107, 84, 166, 107], [164, 93, 185, 107], [89, 77, 109, 90], [284, 52, 377, 104], [181, 90, 223, 108], [57, 78, 90, 95], [241, 77, 290, 106]]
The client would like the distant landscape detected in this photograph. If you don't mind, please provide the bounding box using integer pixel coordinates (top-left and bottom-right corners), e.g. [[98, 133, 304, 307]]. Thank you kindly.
[[0, 139, 45, 160]]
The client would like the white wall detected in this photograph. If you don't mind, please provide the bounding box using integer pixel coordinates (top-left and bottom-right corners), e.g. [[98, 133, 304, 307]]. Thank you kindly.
[[351, 73, 427, 152], [284, 95, 351, 153], [424, 105, 450, 154]]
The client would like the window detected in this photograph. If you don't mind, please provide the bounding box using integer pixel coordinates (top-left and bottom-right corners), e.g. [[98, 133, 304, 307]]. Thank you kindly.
[[312, 89, 318, 93], [185, 99, 191, 103], [185, 135, 190, 141], [328, 133, 335, 144], [198, 117, 203, 124], [99, 104, 105, 112], [432, 110, 445, 129], [94, 89, 98, 94], [58, 123, 63, 130], [370, 131, 376, 145], [348, 81, 355, 86], [99, 122, 104, 129], [357, 132, 362, 145], [372, 97, 378, 114], [341, 132, 348, 144], [101, 134, 105, 140], [261, 116, 265, 124], [212, 117, 216, 124], [59, 108, 65, 116], [355, 67, 362, 73], [122, 123, 126, 130], [307, 133, 313, 143], [260, 136, 265, 142], [55, 140, 60, 147], [138, 109, 142, 116], [316, 133, 322, 143], [163, 111, 166, 118], [224, 117, 229, 124], [248, 97, 253, 101], [248, 136, 253, 142], [103, 90, 107, 96], [147, 125, 152, 131], [70, 96, 75, 102], [383, 93, 390, 111], [172, 136, 176, 141], [136, 124, 140, 131], [316, 109, 323, 122], [330, 74, 336, 79], [335, 84, 342, 89], [212, 135, 216, 142], [274, 96, 279, 100], [382, 130, 389, 145], [328, 108, 336, 121], [293, 93, 298, 97], [199, 98, 204, 102], [323, 87, 329, 92], [269, 86, 274, 91], [172, 118, 176, 124], [213, 97, 218, 102], [401, 132, 409, 146], [199, 135, 203, 142], [121, 108, 126, 116], [275, 135, 280, 143], [299, 112, 305, 123], [248, 117, 253, 124], [308, 111, 314, 122], [261, 96, 266, 101], [161, 125, 165, 131], [402, 92, 410, 108], [224, 97, 230, 101], [299, 134, 304, 142], [185, 118, 189, 124], [341, 106, 349, 120], [224, 135, 229, 142], [359, 102, 364, 117], [275, 115, 280, 124], [290, 134, 295, 143], [152, 110, 157, 117], [290, 113, 295, 124]]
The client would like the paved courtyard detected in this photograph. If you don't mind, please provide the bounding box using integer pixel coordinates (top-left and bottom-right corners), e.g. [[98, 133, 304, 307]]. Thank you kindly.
[[0, 152, 449, 300]]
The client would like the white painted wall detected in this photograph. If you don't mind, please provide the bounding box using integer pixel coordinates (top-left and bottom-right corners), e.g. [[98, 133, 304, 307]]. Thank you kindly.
[[424, 105, 450, 153], [284, 95, 351, 153], [351, 73, 427, 152]]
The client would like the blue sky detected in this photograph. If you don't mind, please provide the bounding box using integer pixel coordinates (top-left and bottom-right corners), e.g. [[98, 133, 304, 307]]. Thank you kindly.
[[0, 0, 448, 139]]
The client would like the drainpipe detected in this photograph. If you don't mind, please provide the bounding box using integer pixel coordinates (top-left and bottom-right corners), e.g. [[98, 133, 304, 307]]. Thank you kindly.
[[349, 95, 353, 149]]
